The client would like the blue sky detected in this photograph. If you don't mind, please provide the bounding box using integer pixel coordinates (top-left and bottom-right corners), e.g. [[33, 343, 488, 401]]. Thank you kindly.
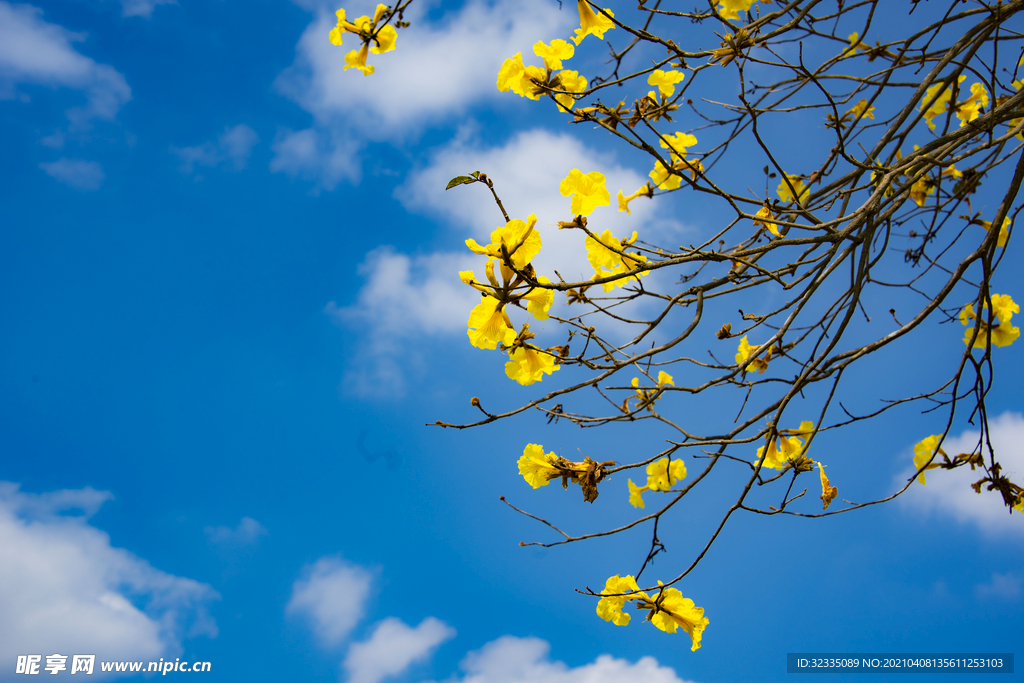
[[1, 0, 1022, 681]]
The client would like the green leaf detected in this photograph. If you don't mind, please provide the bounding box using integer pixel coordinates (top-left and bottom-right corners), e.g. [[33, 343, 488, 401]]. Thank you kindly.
[[446, 175, 478, 190]]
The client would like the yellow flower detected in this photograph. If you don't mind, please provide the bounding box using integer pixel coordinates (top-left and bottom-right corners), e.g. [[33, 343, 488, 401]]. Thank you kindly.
[[329, 9, 358, 46], [560, 169, 611, 216], [467, 295, 516, 350], [344, 43, 374, 76], [717, 0, 758, 21], [617, 185, 649, 214], [979, 217, 1010, 247], [909, 176, 934, 207], [629, 371, 673, 412], [553, 69, 587, 112], [521, 276, 554, 321], [505, 345, 560, 385], [533, 39, 574, 71], [756, 421, 814, 470], [960, 294, 1020, 348], [650, 160, 682, 190], [817, 461, 838, 510], [920, 75, 965, 130], [586, 229, 648, 291], [647, 586, 709, 651], [596, 574, 644, 626], [943, 165, 963, 180], [776, 174, 809, 205], [371, 24, 397, 54], [912, 435, 944, 485], [955, 82, 988, 127], [331, 5, 395, 73], [848, 98, 875, 121], [518, 443, 563, 488], [628, 479, 648, 508], [735, 336, 772, 373], [753, 204, 778, 236], [647, 70, 686, 97], [496, 53, 547, 100], [465, 214, 541, 270], [659, 132, 697, 159], [645, 456, 686, 492], [842, 31, 869, 56], [573, 0, 615, 45]]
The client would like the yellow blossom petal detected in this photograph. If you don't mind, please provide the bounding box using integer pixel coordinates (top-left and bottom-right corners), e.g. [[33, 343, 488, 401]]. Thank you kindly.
[[573, 0, 615, 45], [647, 70, 686, 97], [628, 479, 648, 508], [596, 574, 642, 625], [776, 174, 809, 205], [518, 443, 562, 488], [979, 217, 1011, 247], [560, 169, 611, 216], [467, 296, 515, 350], [913, 435, 943, 485], [648, 588, 709, 651], [343, 43, 375, 76], [533, 39, 574, 71], [505, 345, 560, 385]]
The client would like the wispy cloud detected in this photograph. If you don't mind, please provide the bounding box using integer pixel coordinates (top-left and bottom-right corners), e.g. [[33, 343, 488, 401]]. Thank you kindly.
[[287, 557, 375, 648], [118, 0, 176, 18], [897, 411, 1024, 536], [39, 158, 105, 190], [0, 2, 131, 126], [430, 635, 698, 683], [273, 0, 571, 188], [343, 617, 455, 683], [975, 572, 1022, 601], [172, 124, 260, 175], [269, 127, 360, 192], [204, 516, 267, 548], [0, 482, 218, 667]]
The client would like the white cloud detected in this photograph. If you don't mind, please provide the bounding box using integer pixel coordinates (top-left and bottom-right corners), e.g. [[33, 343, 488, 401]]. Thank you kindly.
[[204, 517, 267, 548], [0, 482, 218, 670], [433, 636, 697, 683], [269, 127, 360, 191], [39, 158, 105, 190], [897, 411, 1024, 535], [172, 124, 260, 175], [343, 617, 455, 683], [325, 247, 481, 396], [287, 557, 375, 647], [119, 0, 176, 18], [272, 0, 571, 187], [975, 572, 1022, 601], [0, 2, 131, 126]]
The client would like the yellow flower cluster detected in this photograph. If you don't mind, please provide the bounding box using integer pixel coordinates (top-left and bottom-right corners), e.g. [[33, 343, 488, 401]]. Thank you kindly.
[[628, 456, 686, 509], [328, 5, 397, 76], [755, 421, 815, 470], [920, 75, 989, 130], [461, 214, 559, 385], [628, 371, 674, 413], [649, 132, 704, 190], [497, 40, 587, 112], [960, 293, 1019, 349], [596, 575, 709, 650], [585, 228, 649, 292]]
